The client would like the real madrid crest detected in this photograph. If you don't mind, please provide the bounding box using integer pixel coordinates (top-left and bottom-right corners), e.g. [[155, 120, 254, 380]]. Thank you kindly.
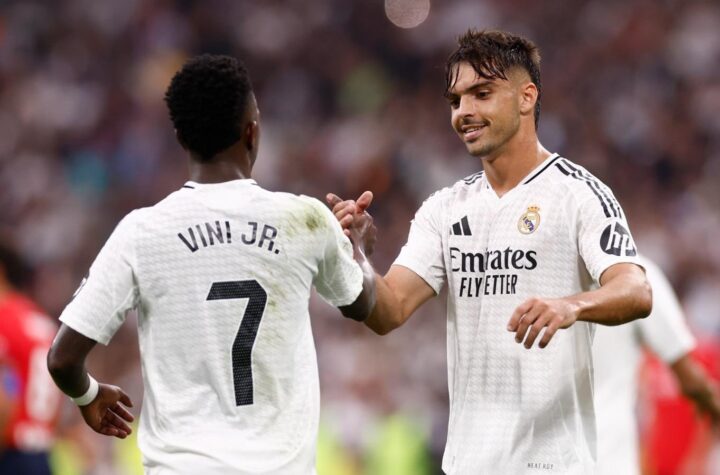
[[518, 205, 541, 234]]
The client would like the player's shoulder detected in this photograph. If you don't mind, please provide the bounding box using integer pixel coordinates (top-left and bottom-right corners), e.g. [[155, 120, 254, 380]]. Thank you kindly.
[[550, 156, 614, 192], [115, 207, 150, 231], [294, 194, 336, 229], [548, 156, 631, 224]]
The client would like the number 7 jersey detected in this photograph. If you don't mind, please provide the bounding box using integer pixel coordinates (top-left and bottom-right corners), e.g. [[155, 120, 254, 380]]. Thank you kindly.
[[59, 179, 363, 475]]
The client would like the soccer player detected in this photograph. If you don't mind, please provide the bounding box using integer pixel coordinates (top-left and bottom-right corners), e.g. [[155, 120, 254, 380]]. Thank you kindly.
[[593, 255, 720, 475], [0, 241, 61, 475], [46, 55, 375, 475], [328, 30, 652, 473]]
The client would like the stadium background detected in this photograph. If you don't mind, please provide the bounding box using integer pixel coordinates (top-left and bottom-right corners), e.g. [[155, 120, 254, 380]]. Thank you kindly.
[[1, 0, 719, 473]]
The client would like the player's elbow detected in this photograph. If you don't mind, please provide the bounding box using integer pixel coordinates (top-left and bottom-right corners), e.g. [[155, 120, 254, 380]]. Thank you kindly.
[[367, 321, 394, 336], [635, 277, 653, 319], [46, 345, 65, 378], [364, 311, 404, 335], [46, 344, 77, 382]]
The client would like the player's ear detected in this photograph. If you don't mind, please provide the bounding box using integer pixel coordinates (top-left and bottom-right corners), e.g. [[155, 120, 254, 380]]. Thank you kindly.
[[519, 81, 538, 117], [175, 129, 189, 150], [245, 121, 259, 154]]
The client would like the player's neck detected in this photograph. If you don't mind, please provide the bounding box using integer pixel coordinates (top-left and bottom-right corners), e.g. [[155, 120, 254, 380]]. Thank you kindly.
[[188, 144, 253, 184], [481, 136, 550, 197]]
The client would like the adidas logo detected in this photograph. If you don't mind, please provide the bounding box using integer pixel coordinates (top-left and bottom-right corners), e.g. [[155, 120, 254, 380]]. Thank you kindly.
[[451, 216, 472, 236]]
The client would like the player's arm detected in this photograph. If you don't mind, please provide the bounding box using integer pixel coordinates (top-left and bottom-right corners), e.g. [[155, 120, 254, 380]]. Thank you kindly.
[[47, 213, 140, 439], [364, 265, 435, 335], [337, 230, 376, 322], [509, 262, 651, 349], [671, 355, 720, 427], [510, 180, 654, 349], [327, 192, 436, 334], [47, 324, 134, 439], [569, 262, 652, 325]]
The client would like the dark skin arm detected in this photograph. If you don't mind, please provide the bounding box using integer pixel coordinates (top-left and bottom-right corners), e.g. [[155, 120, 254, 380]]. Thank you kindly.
[[47, 324, 134, 439], [671, 355, 720, 428]]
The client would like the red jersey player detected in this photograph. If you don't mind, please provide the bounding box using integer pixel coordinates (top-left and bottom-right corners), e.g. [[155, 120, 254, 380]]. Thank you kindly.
[[0, 242, 61, 474]]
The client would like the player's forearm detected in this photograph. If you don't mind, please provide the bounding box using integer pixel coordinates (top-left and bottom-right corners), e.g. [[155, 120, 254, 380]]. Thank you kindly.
[[47, 324, 97, 397], [671, 356, 720, 422], [47, 356, 91, 398], [570, 270, 652, 325], [364, 272, 407, 335], [339, 256, 377, 322]]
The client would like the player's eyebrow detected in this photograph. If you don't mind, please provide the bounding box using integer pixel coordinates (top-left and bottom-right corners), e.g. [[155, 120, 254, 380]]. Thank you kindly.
[[445, 80, 496, 101]]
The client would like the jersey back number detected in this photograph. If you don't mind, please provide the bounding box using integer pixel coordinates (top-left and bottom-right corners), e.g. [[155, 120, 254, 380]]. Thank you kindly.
[[206, 280, 267, 406]]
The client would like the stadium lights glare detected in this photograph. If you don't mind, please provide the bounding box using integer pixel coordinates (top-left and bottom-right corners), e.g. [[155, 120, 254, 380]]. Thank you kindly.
[[385, 0, 430, 29]]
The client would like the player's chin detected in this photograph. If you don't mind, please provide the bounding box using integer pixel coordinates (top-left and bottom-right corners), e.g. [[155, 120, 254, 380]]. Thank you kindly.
[[466, 142, 492, 158]]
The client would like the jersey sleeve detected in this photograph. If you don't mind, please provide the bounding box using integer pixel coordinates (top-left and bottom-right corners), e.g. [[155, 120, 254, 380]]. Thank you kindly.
[[59, 212, 140, 345], [636, 258, 696, 363], [393, 190, 447, 294], [311, 201, 364, 307], [575, 181, 642, 283]]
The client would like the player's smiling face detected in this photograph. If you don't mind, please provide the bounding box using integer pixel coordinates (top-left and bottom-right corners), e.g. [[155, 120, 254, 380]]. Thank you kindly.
[[446, 62, 523, 158]]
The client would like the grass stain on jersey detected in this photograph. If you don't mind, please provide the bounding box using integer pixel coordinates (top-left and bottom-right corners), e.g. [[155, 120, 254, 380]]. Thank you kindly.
[[304, 208, 324, 232]]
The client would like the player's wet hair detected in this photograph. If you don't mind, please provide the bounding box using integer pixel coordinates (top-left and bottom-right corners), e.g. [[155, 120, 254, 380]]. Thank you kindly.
[[445, 29, 542, 128], [165, 54, 253, 161]]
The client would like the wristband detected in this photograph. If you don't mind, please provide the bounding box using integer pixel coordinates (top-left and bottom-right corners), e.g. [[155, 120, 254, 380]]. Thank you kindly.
[[71, 375, 99, 406]]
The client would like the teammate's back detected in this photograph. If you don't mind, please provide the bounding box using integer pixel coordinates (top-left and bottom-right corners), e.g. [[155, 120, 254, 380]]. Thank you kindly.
[[47, 54, 375, 475], [61, 179, 362, 473]]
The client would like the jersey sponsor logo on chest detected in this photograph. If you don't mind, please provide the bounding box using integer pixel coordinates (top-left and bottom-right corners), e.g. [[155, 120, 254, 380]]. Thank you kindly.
[[449, 247, 537, 297]]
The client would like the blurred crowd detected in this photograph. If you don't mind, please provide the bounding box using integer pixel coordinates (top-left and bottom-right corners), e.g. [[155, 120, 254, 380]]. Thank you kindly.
[[1, 0, 719, 473]]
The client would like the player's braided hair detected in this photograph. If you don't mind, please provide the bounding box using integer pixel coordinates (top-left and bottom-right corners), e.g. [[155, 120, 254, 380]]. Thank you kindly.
[[445, 29, 542, 128], [165, 54, 253, 161]]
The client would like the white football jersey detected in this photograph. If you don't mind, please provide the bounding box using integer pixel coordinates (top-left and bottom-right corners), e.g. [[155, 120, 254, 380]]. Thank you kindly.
[[395, 153, 642, 474], [59, 179, 363, 475], [593, 256, 695, 475]]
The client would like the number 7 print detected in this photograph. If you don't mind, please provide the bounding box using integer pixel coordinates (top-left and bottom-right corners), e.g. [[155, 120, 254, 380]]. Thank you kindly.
[[206, 280, 267, 406]]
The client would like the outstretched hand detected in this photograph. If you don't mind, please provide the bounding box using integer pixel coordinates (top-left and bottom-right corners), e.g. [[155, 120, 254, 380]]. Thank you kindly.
[[507, 297, 579, 349], [79, 383, 134, 439], [326, 191, 376, 256]]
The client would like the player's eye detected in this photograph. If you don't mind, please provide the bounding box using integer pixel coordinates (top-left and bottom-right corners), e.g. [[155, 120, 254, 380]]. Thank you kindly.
[[475, 90, 490, 99], [448, 98, 460, 109]]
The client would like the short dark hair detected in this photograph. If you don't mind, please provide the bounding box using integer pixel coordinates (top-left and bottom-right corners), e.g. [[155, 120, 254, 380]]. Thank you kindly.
[[445, 29, 542, 128], [165, 55, 253, 161]]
